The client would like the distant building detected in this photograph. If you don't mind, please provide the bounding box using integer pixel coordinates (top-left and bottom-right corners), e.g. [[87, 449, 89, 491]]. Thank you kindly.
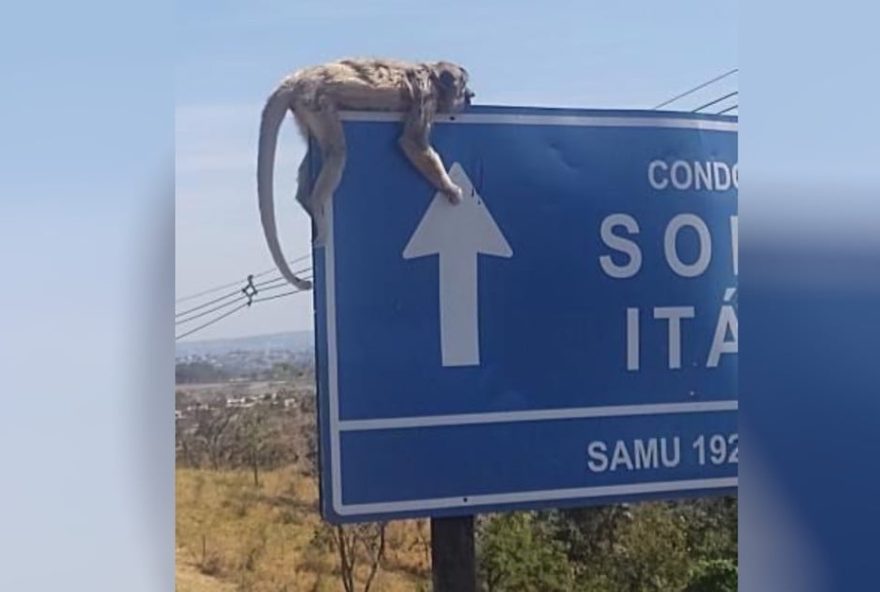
[[226, 396, 256, 409]]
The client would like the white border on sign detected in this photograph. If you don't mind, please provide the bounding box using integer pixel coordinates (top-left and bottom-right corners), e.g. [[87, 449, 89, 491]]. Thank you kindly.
[[325, 114, 739, 516], [340, 111, 739, 132]]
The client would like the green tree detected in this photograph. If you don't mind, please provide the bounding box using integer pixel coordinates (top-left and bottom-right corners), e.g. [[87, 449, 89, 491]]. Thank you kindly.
[[684, 559, 737, 592], [674, 497, 738, 563], [595, 503, 691, 592], [535, 499, 737, 592], [538, 505, 633, 568], [478, 512, 575, 592]]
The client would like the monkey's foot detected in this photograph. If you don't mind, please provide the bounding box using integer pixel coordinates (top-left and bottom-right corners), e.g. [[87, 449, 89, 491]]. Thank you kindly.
[[311, 207, 329, 247], [312, 225, 329, 248]]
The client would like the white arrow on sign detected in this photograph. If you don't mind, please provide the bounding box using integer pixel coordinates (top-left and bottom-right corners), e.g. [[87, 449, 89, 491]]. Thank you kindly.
[[403, 163, 513, 367]]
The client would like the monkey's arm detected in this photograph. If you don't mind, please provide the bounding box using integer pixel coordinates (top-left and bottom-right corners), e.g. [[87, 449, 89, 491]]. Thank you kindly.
[[398, 99, 463, 203]]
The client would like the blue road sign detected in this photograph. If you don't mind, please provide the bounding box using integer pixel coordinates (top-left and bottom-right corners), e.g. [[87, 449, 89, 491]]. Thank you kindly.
[[309, 106, 738, 523]]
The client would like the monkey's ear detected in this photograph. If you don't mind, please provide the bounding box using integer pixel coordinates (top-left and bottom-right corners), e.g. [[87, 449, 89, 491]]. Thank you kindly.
[[436, 69, 457, 91]]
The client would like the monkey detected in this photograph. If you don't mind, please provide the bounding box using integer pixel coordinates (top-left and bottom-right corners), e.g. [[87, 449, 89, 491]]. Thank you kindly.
[[257, 57, 475, 291]]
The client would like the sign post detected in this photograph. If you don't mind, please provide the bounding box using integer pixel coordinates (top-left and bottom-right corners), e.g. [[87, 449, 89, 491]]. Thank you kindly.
[[431, 515, 476, 592], [310, 106, 738, 525]]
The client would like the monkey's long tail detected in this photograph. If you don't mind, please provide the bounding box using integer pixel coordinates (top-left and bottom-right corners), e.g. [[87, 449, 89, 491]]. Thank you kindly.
[[257, 85, 313, 291]]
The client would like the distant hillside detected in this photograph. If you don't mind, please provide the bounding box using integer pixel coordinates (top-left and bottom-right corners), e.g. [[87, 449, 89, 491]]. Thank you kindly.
[[176, 331, 314, 358]]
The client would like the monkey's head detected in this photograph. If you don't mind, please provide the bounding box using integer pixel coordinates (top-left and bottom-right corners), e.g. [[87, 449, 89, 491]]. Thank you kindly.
[[431, 62, 474, 112]]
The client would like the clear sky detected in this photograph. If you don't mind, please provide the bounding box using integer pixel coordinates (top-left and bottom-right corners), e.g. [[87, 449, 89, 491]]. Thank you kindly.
[[175, 0, 737, 341]]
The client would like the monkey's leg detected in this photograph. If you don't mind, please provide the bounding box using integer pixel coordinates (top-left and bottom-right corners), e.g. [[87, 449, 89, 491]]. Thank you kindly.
[[294, 153, 312, 217], [294, 153, 320, 241], [398, 114, 463, 203], [298, 105, 347, 246]]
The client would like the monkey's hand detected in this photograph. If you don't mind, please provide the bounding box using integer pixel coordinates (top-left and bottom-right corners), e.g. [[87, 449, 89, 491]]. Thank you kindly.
[[443, 183, 464, 204]]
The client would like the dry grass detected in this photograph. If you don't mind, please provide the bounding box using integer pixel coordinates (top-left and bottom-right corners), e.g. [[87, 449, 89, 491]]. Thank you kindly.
[[176, 467, 431, 591]]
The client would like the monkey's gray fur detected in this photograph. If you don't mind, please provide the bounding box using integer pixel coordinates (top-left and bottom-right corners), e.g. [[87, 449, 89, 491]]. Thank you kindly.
[[257, 57, 475, 290]]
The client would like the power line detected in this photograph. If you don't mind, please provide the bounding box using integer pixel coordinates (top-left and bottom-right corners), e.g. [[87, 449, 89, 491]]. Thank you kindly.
[[176, 268, 312, 324], [176, 296, 245, 326], [653, 68, 738, 110], [175, 266, 311, 319], [175, 286, 310, 340], [692, 91, 738, 113], [254, 274, 294, 289], [252, 283, 312, 304], [175, 253, 312, 304], [175, 303, 250, 341], [175, 286, 244, 319], [175, 277, 313, 340], [717, 104, 738, 115]]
